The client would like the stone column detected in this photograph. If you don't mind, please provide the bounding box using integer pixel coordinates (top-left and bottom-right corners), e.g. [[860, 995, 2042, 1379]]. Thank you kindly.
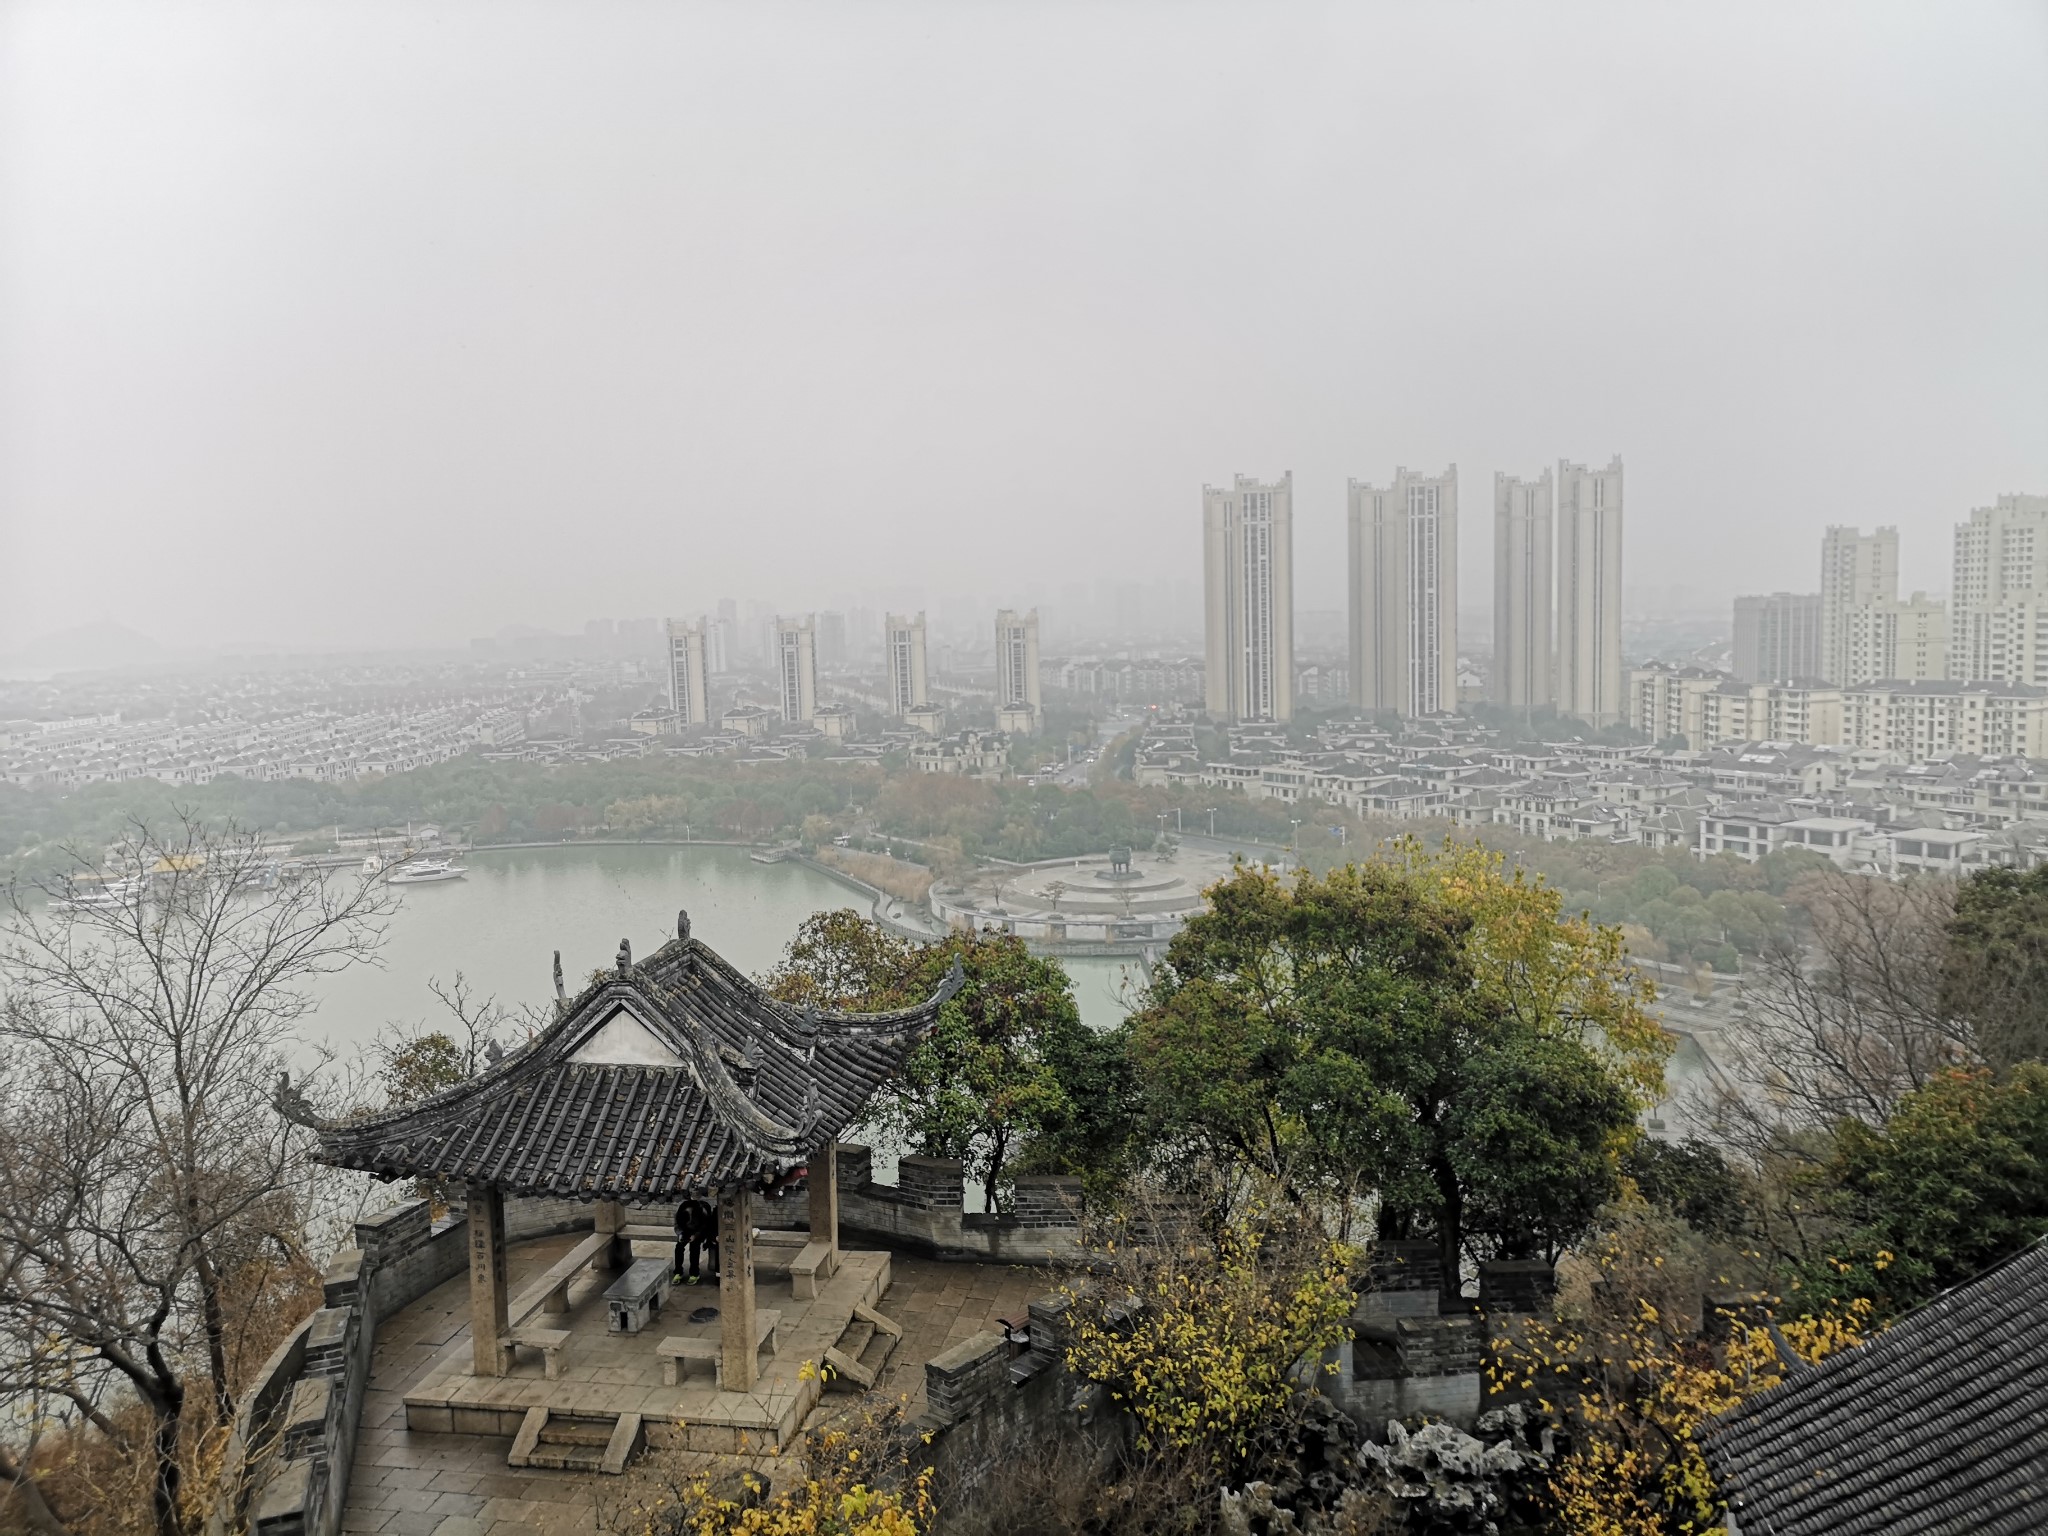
[[467, 1184, 509, 1377], [595, 1198, 630, 1271], [717, 1186, 757, 1393], [808, 1141, 839, 1266]]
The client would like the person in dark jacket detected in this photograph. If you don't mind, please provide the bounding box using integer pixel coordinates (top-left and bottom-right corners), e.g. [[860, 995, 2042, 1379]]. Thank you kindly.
[[672, 1197, 719, 1284]]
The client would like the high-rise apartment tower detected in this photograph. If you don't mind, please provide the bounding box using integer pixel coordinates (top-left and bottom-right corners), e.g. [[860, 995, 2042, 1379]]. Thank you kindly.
[[1819, 526, 1899, 685], [1491, 469, 1553, 709], [1555, 457, 1625, 727], [817, 611, 848, 669], [995, 609, 1042, 732], [1349, 466, 1458, 718], [1203, 473, 1295, 723], [664, 618, 710, 727], [704, 617, 731, 675], [884, 612, 929, 716], [1951, 494, 2048, 685], [774, 617, 817, 723], [1732, 593, 1823, 683]]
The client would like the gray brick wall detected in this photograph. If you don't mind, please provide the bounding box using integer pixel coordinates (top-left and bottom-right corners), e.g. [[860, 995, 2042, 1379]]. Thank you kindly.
[[836, 1142, 875, 1190], [895, 1156, 966, 1211], [1478, 1260, 1557, 1315], [923, 1331, 1012, 1423], [1009, 1175, 1082, 1226], [1370, 1240, 1443, 1300]]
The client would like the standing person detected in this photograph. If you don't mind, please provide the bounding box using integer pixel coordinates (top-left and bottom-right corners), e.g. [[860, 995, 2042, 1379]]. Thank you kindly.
[[672, 1197, 719, 1284]]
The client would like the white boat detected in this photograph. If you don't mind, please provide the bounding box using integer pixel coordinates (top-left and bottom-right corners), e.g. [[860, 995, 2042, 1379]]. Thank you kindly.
[[52, 876, 147, 912], [386, 858, 467, 885]]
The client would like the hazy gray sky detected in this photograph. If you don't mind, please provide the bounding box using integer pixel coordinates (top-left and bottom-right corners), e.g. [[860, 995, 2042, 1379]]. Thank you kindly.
[[3, 1, 2044, 653]]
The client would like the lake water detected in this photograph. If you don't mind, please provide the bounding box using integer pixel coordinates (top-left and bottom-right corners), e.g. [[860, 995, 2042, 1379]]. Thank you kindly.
[[305, 842, 1708, 1152], [311, 843, 1144, 1052]]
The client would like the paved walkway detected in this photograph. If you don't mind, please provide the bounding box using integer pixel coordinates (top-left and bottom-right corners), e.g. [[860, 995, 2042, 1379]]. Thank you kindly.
[[339, 1241, 1050, 1535]]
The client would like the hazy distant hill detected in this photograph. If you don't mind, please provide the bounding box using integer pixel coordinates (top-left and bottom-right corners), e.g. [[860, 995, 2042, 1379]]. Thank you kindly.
[[0, 622, 162, 674]]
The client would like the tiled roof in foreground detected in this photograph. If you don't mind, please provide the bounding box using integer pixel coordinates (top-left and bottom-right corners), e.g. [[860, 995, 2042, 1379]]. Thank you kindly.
[[1703, 1238, 2048, 1536], [286, 914, 960, 1201]]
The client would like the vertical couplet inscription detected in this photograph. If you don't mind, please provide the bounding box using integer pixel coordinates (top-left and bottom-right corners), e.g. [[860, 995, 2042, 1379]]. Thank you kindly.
[[467, 1185, 509, 1376], [717, 1185, 757, 1392]]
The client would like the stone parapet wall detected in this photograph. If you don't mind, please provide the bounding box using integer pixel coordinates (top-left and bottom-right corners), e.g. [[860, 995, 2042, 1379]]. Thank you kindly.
[[232, 1196, 593, 1536], [834, 1145, 1082, 1265], [1478, 1259, 1559, 1316], [1334, 1247, 1557, 1433], [923, 1332, 1014, 1423], [913, 1285, 1118, 1495]]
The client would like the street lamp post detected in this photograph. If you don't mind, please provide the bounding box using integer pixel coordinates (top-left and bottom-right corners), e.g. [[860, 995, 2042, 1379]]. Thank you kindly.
[[1205, 807, 1217, 836]]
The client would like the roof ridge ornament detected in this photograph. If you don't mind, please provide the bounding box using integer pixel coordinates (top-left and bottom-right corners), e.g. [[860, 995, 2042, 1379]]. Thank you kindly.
[[553, 950, 566, 1003], [273, 1071, 322, 1128], [617, 937, 632, 976], [677, 908, 691, 941]]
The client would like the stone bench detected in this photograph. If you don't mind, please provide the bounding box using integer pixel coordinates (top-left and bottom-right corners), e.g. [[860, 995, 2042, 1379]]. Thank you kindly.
[[752, 1231, 837, 1300], [657, 1309, 782, 1387], [787, 1241, 836, 1301], [604, 1257, 672, 1335], [499, 1326, 571, 1380], [508, 1231, 611, 1327]]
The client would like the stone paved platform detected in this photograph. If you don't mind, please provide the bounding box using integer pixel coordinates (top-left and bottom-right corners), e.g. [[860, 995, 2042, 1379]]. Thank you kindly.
[[341, 1235, 1047, 1535], [402, 1242, 892, 1453]]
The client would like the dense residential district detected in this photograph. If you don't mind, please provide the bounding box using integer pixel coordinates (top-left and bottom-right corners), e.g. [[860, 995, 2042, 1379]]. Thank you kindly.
[[12, 485, 2048, 881]]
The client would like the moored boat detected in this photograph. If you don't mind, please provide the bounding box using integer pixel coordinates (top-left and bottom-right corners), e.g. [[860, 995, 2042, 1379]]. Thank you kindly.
[[386, 858, 467, 885]]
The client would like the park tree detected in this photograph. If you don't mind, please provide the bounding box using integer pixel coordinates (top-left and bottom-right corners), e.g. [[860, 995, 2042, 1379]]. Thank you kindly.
[[1062, 1196, 1358, 1484], [761, 908, 916, 1011], [1788, 1062, 2048, 1317], [1129, 853, 1655, 1304], [1620, 1135, 1747, 1239], [1708, 869, 1973, 1161], [763, 915, 1101, 1213], [1944, 864, 2048, 1070], [0, 819, 391, 1536], [866, 932, 1094, 1213], [1492, 1206, 1872, 1536]]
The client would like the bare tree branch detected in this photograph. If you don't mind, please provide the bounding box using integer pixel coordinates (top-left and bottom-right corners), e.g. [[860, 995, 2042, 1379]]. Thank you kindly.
[[0, 815, 393, 1536]]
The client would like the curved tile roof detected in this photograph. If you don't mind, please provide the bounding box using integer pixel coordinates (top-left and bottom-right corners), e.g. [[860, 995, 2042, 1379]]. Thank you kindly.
[[1704, 1238, 2048, 1536], [286, 920, 960, 1201]]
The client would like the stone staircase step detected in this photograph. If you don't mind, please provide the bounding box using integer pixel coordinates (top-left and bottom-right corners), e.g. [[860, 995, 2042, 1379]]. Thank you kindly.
[[853, 1302, 902, 1338], [822, 1345, 874, 1390], [824, 1304, 903, 1393], [602, 1413, 644, 1475], [539, 1418, 617, 1446], [508, 1406, 547, 1468], [507, 1408, 642, 1474], [856, 1326, 898, 1382]]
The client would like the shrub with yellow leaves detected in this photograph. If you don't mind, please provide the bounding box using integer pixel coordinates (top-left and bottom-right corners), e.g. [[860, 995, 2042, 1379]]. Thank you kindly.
[[598, 1404, 933, 1536], [1062, 1197, 1358, 1478], [1489, 1213, 1872, 1536]]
